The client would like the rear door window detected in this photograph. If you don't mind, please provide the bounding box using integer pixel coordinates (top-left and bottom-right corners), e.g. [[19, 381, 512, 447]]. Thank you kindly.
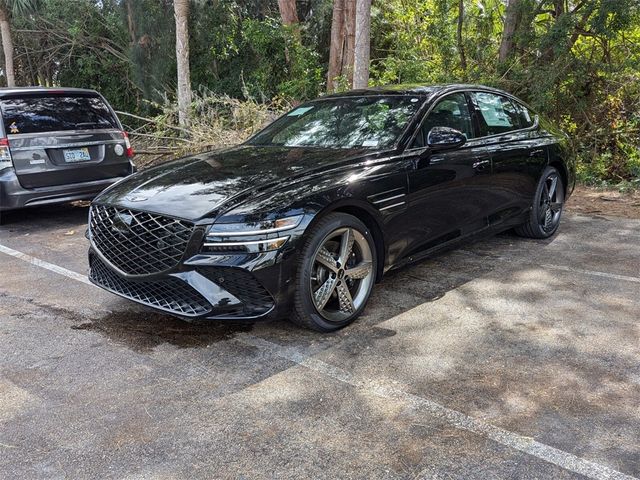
[[513, 101, 535, 128], [1, 94, 118, 135], [471, 92, 522, 136]]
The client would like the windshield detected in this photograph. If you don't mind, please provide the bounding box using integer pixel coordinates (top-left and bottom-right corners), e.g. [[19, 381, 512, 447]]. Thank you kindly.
[[247, 95, 424, 149], [1, 94, 118, 135]]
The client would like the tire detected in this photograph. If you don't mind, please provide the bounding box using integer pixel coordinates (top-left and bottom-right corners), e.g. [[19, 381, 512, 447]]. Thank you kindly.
[[515, 166, 565, 239], [291, 212, 377, 332]]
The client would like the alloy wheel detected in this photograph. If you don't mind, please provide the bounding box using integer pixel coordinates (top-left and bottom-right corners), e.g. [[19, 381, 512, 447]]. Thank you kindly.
[[539, 173, 563, 233], [310, 227, 374, 322]]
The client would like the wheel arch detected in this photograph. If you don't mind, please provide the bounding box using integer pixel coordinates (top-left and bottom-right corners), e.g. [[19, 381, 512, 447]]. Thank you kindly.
[[549, 160, 569, 198], [305, 200, 386, 282]]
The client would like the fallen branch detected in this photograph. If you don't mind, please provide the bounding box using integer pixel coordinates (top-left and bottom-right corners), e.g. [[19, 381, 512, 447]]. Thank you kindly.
[[115, 111, 191, 135], [134, 148, 180, 154], [128, 131, 191, 142]]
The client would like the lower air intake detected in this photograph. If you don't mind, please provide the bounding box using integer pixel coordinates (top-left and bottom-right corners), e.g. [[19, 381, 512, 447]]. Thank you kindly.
[[90, 255, 211, 317]]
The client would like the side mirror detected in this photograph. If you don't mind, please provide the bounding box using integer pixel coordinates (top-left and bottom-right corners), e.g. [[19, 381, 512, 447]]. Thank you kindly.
[[427, 126, 467, 151]]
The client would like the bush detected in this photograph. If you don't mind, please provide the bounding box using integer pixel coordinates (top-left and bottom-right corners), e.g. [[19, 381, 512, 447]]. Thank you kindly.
[[121, 89, 289, 168]]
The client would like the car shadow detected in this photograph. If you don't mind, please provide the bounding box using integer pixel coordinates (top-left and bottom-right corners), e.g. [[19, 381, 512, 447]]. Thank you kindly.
[[0, 201, 90, 231], [74, 233, 523, 354], [71, 310, 254, 354]]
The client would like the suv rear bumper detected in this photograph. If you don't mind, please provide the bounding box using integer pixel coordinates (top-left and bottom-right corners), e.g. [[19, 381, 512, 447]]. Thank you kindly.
[[0, 168, 129, 211]]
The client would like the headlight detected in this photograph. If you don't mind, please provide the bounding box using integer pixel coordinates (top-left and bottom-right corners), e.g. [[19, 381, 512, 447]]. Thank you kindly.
[[203, 215, 303, 253]]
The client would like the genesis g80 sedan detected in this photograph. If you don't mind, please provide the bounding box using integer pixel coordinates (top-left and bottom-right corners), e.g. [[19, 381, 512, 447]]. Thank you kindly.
[[87, 84, 574, 331]]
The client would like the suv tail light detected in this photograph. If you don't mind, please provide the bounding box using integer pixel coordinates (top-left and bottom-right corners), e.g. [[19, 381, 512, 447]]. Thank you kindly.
[[122, 131, 134, 158], [0, 138, 13, 171]]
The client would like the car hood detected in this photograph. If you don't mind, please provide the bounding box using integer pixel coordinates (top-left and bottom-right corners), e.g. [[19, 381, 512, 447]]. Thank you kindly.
[[95, 145, 372, 221]]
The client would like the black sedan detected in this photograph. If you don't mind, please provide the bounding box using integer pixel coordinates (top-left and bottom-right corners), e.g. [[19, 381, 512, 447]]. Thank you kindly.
[[87, 84, 574, 332]]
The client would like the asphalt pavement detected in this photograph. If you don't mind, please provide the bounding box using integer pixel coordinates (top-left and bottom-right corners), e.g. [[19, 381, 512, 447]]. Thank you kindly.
[[0, 204, 638, 479]]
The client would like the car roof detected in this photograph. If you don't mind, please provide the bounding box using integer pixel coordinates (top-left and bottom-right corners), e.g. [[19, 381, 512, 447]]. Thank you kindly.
[[322, 83, 516, 99], [0, 87, 100, 97]]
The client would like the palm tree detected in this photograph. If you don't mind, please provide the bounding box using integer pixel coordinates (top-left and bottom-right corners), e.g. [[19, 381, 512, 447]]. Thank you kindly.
[[352, 0, 371, 89], [173, 0, 191, 127], [0, 0, 38, 87]]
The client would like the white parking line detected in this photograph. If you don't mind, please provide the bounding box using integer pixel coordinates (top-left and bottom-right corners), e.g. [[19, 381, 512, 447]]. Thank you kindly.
[[0, 244, 92, 285], [1, 243, 638, 480], [458, 249, 640, 284], [540, 263, 640, 284], [237, 335, 637, 480]]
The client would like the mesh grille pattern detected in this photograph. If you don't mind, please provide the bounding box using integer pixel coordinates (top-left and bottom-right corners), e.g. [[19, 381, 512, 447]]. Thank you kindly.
[[200, 267, 274, 317], [90, 256, 211, 317], [90, 204, 194, 276]]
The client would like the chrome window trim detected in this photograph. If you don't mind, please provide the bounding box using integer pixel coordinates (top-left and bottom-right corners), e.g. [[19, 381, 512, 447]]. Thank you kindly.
[[402, 88, 540, 153]]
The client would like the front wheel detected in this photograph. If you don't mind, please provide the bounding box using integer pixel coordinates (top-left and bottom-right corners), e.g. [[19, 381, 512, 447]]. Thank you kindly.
[[291, 213, 377, 332], [515, 166, 565, 239]]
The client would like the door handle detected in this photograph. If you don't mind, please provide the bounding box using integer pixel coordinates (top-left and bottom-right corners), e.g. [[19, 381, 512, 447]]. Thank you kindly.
[[473, 159, 490, 171]]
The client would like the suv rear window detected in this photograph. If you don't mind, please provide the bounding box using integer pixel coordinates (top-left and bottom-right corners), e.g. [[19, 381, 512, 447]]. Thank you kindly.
[[1, 94, 118, 135]]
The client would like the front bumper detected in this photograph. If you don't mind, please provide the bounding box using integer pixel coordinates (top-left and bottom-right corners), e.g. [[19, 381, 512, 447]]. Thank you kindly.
[[88, 245, 298, 322], [0, 168, 129, 211]]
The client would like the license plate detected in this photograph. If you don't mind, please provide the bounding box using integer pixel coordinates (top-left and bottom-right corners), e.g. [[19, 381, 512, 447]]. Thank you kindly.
[[63, 148, 91, 163]]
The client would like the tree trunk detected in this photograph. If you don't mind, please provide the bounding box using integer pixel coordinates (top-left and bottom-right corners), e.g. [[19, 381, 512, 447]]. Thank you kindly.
[[174, 0, 191, 128], [456, 0, 467, 73], [554, 0, 565, 17], [0, 6, 15, 87], [352, 0, 371, 89], [126, 0, 137, 45], [327, 0, 345, 92], [499, 0, 520, 63], [341, 0, 356, 86], [277, 0, 298, 25]]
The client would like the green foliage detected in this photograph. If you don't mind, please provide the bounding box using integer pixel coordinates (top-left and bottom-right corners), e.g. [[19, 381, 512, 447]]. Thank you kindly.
[[12, 0, 137, 112], [5, 0, 640, 187], [369, 0, 640, 187], [127, 0, 175, 108], [237, 17, 323, 100], [0, 0, 39, 15]]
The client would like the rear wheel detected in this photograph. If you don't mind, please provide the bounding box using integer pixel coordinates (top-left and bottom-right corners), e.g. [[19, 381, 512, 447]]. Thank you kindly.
[[291, 213, 377, 332], [516, 166, 565, 239]]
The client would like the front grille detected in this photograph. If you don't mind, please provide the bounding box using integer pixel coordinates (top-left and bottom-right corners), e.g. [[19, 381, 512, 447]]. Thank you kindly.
[[90, 204, 194, 276], [90, 255, 211, 317], [199, 267, 274, 317]]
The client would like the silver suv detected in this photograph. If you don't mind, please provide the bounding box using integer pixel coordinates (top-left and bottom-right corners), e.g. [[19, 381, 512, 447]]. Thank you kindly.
[[0, 87, 135, 212]]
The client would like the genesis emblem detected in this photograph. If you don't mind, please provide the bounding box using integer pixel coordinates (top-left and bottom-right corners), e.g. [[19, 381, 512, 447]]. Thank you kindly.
[[111, 212, 133, 235]]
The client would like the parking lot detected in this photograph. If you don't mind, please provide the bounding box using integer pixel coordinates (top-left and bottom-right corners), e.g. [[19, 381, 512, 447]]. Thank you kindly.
[[0, 204, 638, 479]]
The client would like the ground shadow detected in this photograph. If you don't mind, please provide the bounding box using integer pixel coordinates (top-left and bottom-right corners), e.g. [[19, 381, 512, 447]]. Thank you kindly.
[[72, 309, 254, 353], [77, 233, 519, 354], [0, 201, 90, 230]]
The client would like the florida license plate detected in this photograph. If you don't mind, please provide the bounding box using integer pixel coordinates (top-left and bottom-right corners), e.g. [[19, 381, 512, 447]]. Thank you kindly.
[[63, 148, 91, 163]]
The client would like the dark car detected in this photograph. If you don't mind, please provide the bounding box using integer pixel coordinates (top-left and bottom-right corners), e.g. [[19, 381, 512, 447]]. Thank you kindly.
[[87, 84, 574, 332], [0, 87, 135, 212]]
